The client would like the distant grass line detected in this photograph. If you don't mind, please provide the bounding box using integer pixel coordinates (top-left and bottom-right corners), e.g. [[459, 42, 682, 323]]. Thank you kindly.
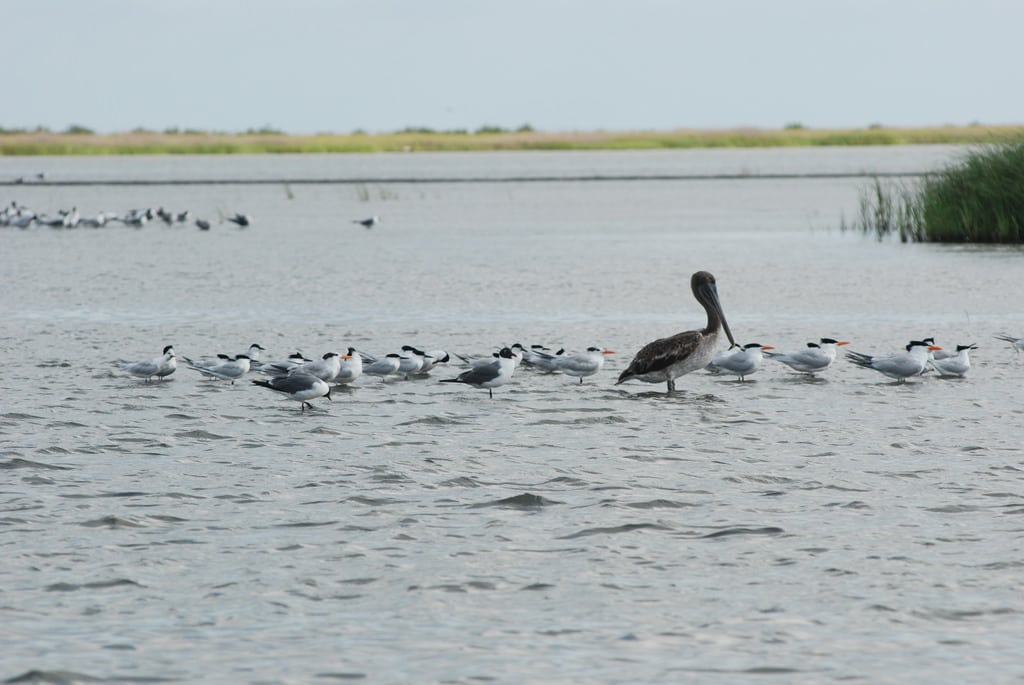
[[842, 142, 1024, 243], [2, 125, 1024, 155]]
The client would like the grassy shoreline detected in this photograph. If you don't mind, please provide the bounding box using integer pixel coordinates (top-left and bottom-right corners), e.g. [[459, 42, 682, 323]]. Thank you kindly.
[[2, 125, 1024, 156]]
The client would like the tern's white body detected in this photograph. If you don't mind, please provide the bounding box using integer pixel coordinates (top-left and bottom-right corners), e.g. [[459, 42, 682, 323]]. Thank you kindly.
[[288, 353, 342, 382], [118, 345, 176, 381], [550, 347, 615, 383], [847, 342, 940, 382], [929, 345, 976, 377], [185, 354, 252, 382], [363, 353, 402, 378], [765, 338, 848, 374], [333, 348, 363, 385], [707, 343, 773, 381]]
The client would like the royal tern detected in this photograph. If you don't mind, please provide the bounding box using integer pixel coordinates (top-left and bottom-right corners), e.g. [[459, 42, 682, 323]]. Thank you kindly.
[[183, 354, 252, 383], [440, 347, 516, 398], [994, 334, 1024, 353], [707, 343, 774, 381], [288, 352, 343, 382], [929, 344, 977, 377], [353, 215, 379, 229], [617, 270, 736, 393], [401, 345, 450, 373], [116, 345, 176, 381], [513, 343, 561, 366], [397, 351, 425, 379], [550, 347, 615, 383], [921, 337, 955, 361], [252, 373, 332, 411], [764, 338, 849, 375], [846, 341, 941, 383], [254, 353, 313, 376], [333, 347, 363, 385], [520, 348, 569, 374], [362, 353, 402, 379]]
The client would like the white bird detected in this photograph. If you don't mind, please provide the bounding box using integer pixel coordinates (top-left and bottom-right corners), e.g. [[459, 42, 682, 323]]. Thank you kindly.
[[551, 347, 616, 383], [252, 373, 332, 411], [353, 215, 379, 229], [706, 343, 774, 381], [362, 353, 402, 379], [521, 347, 565, 372], [929, 344, 976, 377], [994, 334, 1024, 353], [401, 345, 450, 373], [846, 340, 941, 383], [333, 347, 363, 385], [254, 353, 313, 376], [764, 338, 849, 375], [288, 352, 343, 382], [184, 354, 252, 383], [243, 343, 267, 361], [440, 347, 516, 398], [397, 351, 425, 379], [617, 270, 737, 393], [117, 345, 176, 381], [513, 343, 560, 366]]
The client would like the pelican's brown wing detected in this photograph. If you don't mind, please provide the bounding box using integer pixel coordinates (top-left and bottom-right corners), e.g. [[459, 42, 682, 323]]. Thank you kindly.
[[617, 330, 701, 382]]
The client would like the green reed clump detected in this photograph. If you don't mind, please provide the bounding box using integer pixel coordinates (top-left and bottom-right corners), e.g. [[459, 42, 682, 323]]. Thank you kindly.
[[844, 142, 1024, 243]]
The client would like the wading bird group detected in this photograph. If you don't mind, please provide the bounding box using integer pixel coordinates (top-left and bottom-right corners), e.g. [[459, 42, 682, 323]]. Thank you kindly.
[[113, 270, 1017, 411], [0, 200, 251, 231]]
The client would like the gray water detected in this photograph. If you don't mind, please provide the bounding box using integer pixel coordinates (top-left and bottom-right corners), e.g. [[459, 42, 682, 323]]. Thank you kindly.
[[2, 147, 1023, 684]]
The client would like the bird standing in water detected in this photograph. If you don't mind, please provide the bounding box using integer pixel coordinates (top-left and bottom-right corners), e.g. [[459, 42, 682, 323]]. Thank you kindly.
[[616, 270, 737, 393]]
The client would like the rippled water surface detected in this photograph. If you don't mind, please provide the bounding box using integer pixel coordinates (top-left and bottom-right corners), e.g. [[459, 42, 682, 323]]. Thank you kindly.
[[2, 148, 1023, 684]]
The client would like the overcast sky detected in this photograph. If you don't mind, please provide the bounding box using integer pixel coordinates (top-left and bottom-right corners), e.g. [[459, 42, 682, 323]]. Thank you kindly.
[[7, 0, 1022, 134]]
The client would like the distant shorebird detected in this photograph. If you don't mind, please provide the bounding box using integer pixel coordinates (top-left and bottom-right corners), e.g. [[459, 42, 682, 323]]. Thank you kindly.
[[617, 270, 736, 393], [353, 215, 379, 229], [195, 218, 211, 231], [226, 213, 251, 227]]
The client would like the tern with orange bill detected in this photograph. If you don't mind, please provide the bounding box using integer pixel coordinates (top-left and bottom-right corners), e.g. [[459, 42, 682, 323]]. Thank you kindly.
[[764, 338, 849, 375]]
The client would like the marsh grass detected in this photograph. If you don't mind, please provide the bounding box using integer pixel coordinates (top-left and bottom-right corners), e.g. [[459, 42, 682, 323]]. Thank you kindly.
[[843, 142, 1024, 243], [3, 125, 1024, 156]]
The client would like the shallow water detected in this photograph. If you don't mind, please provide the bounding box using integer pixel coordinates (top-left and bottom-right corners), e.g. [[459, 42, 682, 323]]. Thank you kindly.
[[2, 147, 1024, 684]]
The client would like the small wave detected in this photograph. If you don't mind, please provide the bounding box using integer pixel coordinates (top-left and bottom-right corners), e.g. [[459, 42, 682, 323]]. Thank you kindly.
[[80, 515, 148, 528], [471, 493, 562, 508], [45, 578, 142, 592], [559, 522, 672, 539], [624, 499, 699, 509], [395, 415, 467, 427], [0, 458, 71, 470], [700, 526, 785, 539], [173, 430, 232, 440]]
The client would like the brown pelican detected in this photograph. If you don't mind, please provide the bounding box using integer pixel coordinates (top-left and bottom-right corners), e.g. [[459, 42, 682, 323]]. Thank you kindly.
[[616, 270, 736, 393]]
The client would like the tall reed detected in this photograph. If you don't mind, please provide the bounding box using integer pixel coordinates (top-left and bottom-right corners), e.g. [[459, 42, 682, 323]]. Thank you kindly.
[[843, 142, 1024, 243]]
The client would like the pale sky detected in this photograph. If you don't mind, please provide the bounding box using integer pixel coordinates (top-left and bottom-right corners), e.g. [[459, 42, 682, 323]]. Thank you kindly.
[[7, 0, 1022, 134]]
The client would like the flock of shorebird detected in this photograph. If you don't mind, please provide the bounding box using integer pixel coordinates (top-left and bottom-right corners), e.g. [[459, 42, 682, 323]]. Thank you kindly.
[[113, 271, 1024, 411], [0, 200, 252, 231], [2, 199, 381, 232]]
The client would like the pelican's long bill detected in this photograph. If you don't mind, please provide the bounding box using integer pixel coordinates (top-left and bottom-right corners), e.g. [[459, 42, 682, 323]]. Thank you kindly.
[[700, 277, 736, 349]]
